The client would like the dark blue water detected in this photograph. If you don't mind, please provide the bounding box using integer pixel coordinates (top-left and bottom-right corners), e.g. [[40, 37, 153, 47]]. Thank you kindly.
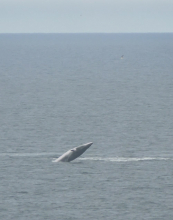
[[0, 33, 173, 219]]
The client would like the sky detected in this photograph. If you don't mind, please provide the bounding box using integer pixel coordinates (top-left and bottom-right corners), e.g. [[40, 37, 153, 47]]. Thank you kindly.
[[0, 0, 173, 33]]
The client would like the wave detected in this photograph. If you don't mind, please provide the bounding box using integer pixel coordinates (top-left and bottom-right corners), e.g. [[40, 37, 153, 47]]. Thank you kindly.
[[79, 157, 173, 162], [1, 153, 172, 162]]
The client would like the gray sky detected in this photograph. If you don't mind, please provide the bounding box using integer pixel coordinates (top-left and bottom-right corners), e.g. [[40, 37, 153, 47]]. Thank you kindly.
[[0, 0, 173, 33]]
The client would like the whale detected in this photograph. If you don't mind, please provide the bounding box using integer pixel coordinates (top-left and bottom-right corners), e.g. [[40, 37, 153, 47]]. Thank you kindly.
[[54, 142, 93, 162]]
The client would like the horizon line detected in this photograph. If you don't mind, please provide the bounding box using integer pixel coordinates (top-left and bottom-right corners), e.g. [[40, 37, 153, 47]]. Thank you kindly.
[[0, 32, 173, 34]]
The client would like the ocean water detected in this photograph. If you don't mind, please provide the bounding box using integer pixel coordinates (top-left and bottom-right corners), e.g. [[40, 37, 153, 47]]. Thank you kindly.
[[0, 33, 173, 220]]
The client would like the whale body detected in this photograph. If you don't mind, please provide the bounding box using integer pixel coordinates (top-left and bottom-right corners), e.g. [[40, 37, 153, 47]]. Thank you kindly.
[[54, 142, 93, 162]]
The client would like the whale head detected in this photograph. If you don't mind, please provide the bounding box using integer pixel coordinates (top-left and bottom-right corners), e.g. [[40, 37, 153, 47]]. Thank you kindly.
[[76, 142, 93, 151], [70, 142, 93, 158]]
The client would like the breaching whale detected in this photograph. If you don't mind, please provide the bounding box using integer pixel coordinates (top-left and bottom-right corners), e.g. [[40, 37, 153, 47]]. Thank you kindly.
[[54, 142, 93, 162]]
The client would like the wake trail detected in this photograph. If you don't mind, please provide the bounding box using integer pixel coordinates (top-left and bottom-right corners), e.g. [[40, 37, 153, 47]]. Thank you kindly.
[[0, 152, 58, 157], [1, 153, 172, 162], [79, 157, 173, 162]]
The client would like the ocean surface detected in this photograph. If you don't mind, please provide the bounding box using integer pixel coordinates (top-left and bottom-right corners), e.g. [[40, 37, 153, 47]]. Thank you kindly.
[[0, 33, 173, 220]]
